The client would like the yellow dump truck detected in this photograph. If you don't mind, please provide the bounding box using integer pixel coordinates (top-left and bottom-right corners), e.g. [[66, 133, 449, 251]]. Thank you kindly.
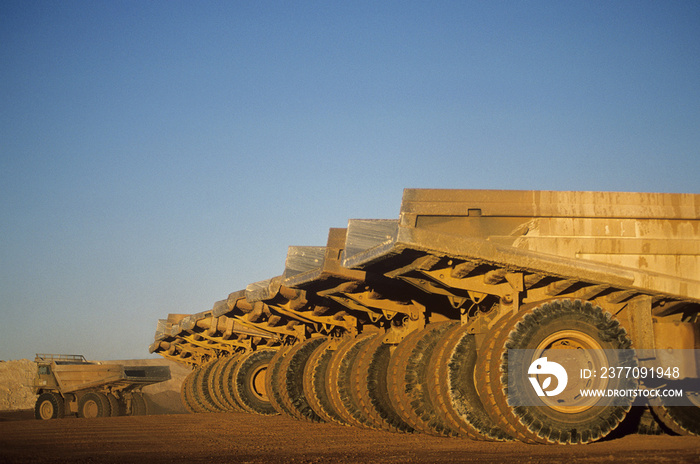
[[33, 354, 171, 420], [150, 189, 699, 444]]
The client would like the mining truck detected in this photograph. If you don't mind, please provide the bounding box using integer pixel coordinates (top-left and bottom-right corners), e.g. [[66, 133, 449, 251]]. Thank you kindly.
[[150, 189, 700, 444], [33, 353, 171, 420]]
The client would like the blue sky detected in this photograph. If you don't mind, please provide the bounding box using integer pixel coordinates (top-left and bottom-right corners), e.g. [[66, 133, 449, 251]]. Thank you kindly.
[[1, 1, 698, 361]]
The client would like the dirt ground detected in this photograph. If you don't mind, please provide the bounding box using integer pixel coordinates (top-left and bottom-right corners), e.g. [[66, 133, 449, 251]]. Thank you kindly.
[[1, 410, 699, 464]]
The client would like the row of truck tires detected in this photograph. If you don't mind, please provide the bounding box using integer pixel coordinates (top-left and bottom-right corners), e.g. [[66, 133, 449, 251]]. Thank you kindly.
[[35, 391, 148, 419], [180, 299, 697, 444]]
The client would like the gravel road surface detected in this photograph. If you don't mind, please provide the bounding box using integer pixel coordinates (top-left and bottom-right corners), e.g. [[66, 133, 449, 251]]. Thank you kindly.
[[1, 410, 699, 464]]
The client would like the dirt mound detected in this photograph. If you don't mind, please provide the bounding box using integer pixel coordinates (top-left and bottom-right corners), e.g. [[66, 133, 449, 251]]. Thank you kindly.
[[0, 360, 36, 411], [0, 357, 190, 414]]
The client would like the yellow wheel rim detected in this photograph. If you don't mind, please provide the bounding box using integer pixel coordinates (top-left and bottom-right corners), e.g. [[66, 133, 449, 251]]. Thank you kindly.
[[83, 399, 99, 418], [532, 329, 607, 414], [250, 366, 268, 401], [39, 400, 54, 419]]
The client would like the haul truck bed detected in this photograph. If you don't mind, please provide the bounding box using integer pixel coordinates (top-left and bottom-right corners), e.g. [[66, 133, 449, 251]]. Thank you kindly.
[[343, 190, 699, 302]]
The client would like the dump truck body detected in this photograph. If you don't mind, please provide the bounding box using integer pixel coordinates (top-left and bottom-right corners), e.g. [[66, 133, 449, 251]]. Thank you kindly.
[[345, 189, 698, 301], [151, 189, 700, 443]]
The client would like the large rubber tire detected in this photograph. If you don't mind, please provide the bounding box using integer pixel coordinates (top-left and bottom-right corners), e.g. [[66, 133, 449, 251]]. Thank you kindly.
[[327, 333, 377, 429], [606, 404, 664, 437], [277, 337, 327, 423], [207, 358, 231, 411], [265, 345, 296, 417], [633, 407, 665, 435], [35, 392, 65, 420], [130, 392, 149, 416], [189, 364, 213, 412], [386, 326, 431, 433], [181, 368, 204, 413], [482, 299, 636, 444], [106, 393, 123, 417], [302, 338, 349, 426], [218, 354, 247, 412], [180, 368, 195, 413], [428, 323, 511, 441], [195, 360, 225, 412], [78, 392, 110, 418], [474, 306, 526, 440], [651, 400, 700, 436], [353, 332, 414, 433], [386, 322, 460, 437], [231, 349, 278, 415]]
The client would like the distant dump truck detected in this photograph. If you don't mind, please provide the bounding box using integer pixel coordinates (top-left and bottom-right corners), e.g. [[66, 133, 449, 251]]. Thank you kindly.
[[150, 189, 699, 444], [33, 354, 171, 420]]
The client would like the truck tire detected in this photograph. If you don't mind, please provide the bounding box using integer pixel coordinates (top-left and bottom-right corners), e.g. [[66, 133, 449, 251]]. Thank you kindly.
[[302, 338, 348, 425], [180, 370, 196, 413], [605, 404, 664, 437], [206, 358, 230, 411], [277, 337, 326, 423], [186, 365, 206, 412], [429, 323, 511, 441], [387, 322, 459, 437], [78, 392, 110, 418], [195, 360, 224, 412], [386, 325, 430, 433], [484, 299, 636, 444], [353, 332, 413, 433], [231, 349, 278, 415], [106, 393, 123, 416], [651, 400, 700, 436], [474, 306, 528, 441], [180, 368, 202, 414], [264, 345, 295, 416], [187, 365, 209, 412], [35, 392, 65, 420], [327, 333, 376, 429], [221, 354, 248, 412], [213, 355, 241, 412], [633, 406, 665, 435], [129, 392, 149, 416]]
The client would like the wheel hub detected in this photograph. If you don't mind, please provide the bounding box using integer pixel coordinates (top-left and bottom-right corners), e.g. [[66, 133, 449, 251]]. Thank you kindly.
[[40, 400, 54, 419], [532, 329, 607, 414], [250, 366, 268, 401]]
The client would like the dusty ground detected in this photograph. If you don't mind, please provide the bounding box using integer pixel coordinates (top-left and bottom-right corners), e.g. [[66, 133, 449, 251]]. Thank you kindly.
[[1, 410, 699, 464], [3, 359, 699, 463]]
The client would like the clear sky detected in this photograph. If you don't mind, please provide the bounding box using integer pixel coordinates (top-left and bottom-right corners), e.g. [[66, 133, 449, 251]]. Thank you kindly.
[[1, 1, 698, 361]]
